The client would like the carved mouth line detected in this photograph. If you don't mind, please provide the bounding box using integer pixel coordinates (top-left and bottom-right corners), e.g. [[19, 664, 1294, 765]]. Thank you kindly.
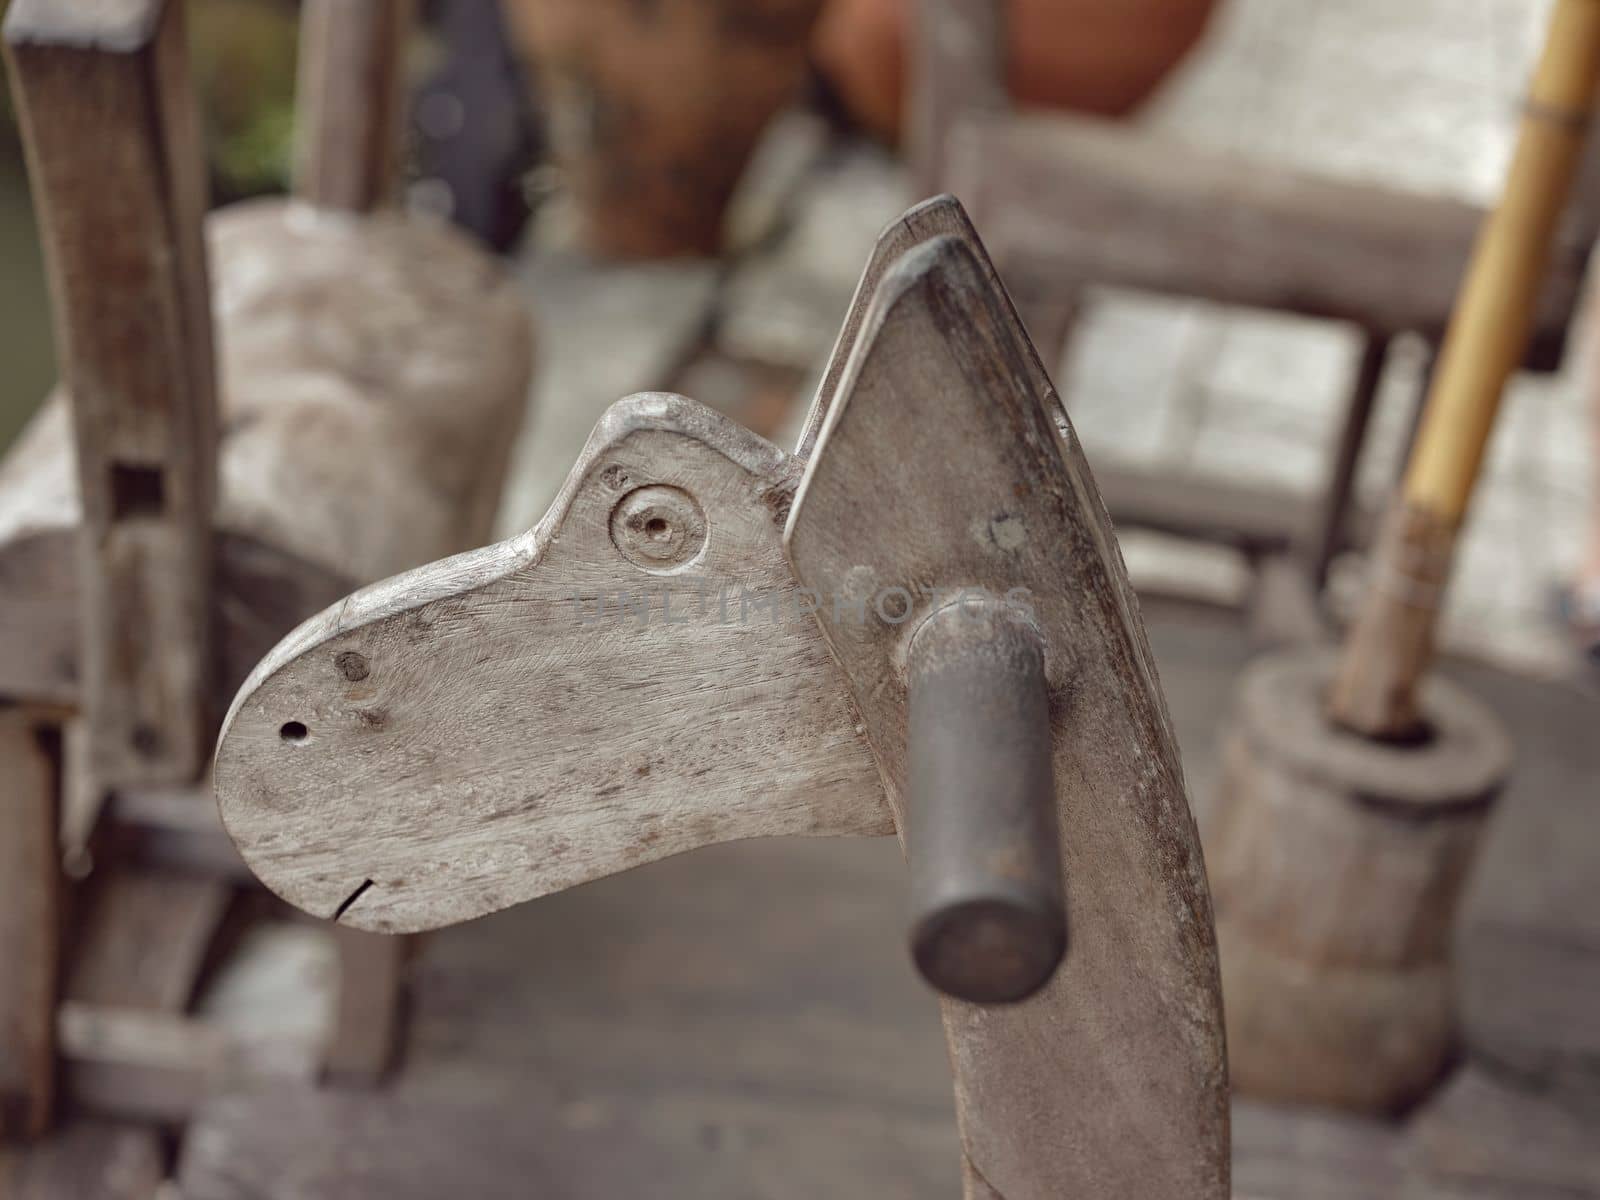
[[334, 878, 376, 921]]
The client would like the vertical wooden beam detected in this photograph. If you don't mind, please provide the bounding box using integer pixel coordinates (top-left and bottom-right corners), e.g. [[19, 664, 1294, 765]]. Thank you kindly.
[[295, 0, 415, 213], [1307, 333, 1390, 590], [0, 707, 62, 1142], [5, 0, 218, 787], [908, 0, 1007, 199], [322, 927, 408, 1086]]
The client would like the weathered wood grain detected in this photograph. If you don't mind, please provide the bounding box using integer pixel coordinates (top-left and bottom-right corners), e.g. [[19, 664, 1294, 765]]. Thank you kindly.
[[0, 709, 61, 1142], [295, 0, 415, 213], [786, 226, 1226, 1199], [215, 393, 888, 933], [6, 0, 218, 786], [800, 194, 1024, 462]]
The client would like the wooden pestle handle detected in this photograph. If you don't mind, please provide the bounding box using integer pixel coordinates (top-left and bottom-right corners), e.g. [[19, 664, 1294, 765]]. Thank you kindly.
[[1330, 0, 1600, 739]]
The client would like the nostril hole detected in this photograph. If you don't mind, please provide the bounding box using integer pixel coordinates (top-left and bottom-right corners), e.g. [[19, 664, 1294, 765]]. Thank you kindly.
[[279, 721, 310, 744], [645, 516, 670, 540]]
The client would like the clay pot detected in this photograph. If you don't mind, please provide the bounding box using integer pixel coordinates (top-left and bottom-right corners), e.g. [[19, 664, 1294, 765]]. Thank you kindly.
[[813, 0, 1220, 141], [507, 0, 825, 258]]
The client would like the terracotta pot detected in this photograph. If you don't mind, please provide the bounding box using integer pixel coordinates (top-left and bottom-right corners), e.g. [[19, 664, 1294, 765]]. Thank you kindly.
[[812, 0, 1220, 141], [508, 0, 824, 258]]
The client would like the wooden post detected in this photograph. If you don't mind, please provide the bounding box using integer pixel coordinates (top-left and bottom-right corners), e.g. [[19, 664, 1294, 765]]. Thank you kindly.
[[5, 0, 218, 787], [1330, 0, 1600, 737], [1307, 333, 1390, 590], [294, 0, 415, 213], [908, 0, 1007, 199], [0, 708, 61, 1142]]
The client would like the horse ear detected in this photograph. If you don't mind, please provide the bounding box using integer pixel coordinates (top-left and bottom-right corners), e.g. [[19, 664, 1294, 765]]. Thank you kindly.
[[798, 194, 1018, 459], [787, 228, 1227, 1199]]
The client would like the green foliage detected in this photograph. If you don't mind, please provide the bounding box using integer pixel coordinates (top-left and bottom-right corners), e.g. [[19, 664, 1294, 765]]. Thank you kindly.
[[189, 0, 301, 199]]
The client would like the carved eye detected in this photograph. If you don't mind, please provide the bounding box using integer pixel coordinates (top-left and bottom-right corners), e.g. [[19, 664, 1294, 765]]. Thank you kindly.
[[609, 485, 707, 573]]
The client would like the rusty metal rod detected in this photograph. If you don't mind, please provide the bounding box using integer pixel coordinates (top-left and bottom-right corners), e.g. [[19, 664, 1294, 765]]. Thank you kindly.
[[906, 602, 1065, 1004]]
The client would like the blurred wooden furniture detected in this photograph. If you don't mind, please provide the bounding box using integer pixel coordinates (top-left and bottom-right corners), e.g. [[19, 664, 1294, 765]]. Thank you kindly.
[[0, 0, 530, 1154], [911, 0, 1600, 606], [507, 0, 825, 257], [814, 0, 1218, 141]]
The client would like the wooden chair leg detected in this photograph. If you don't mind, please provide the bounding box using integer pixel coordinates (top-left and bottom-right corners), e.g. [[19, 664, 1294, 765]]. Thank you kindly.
[[323, 928, 409, 1087], [1308, 333, 1390, 590], [0, 708, 62, 1143]]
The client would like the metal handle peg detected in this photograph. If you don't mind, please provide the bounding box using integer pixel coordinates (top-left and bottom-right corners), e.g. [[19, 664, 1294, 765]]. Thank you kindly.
[[905, 601, 1066, 1004]]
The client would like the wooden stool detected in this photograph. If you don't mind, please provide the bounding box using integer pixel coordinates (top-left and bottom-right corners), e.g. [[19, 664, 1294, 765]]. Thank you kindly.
[[910, 0, 1600, 603]]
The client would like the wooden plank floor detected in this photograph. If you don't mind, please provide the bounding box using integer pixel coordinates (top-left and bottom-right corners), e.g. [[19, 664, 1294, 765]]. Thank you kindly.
[[152, 606, 1600, 1197]]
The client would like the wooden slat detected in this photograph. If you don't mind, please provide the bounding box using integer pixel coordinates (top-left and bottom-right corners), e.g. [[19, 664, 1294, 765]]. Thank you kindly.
[[0, 708, 61, 1142], [294, 0, 415, 212], [180, 1086, 957, 1198], [5, 0, 218, 787], [949, 110, 1587, 352], [1406, 1067, 1600, 1198]]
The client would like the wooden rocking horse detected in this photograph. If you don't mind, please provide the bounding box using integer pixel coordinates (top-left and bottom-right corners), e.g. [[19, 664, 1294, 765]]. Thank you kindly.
[[214, 197, 1230, 1197]]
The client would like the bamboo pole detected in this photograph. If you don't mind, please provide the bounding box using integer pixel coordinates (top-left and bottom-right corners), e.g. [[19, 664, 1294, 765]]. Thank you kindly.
[[1329, 0, 1600, 739]]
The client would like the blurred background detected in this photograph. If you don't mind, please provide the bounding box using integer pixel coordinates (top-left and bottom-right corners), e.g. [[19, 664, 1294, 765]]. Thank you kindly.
[[3, 0, 1585, 679], [1, 2, 1596, 1196]]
